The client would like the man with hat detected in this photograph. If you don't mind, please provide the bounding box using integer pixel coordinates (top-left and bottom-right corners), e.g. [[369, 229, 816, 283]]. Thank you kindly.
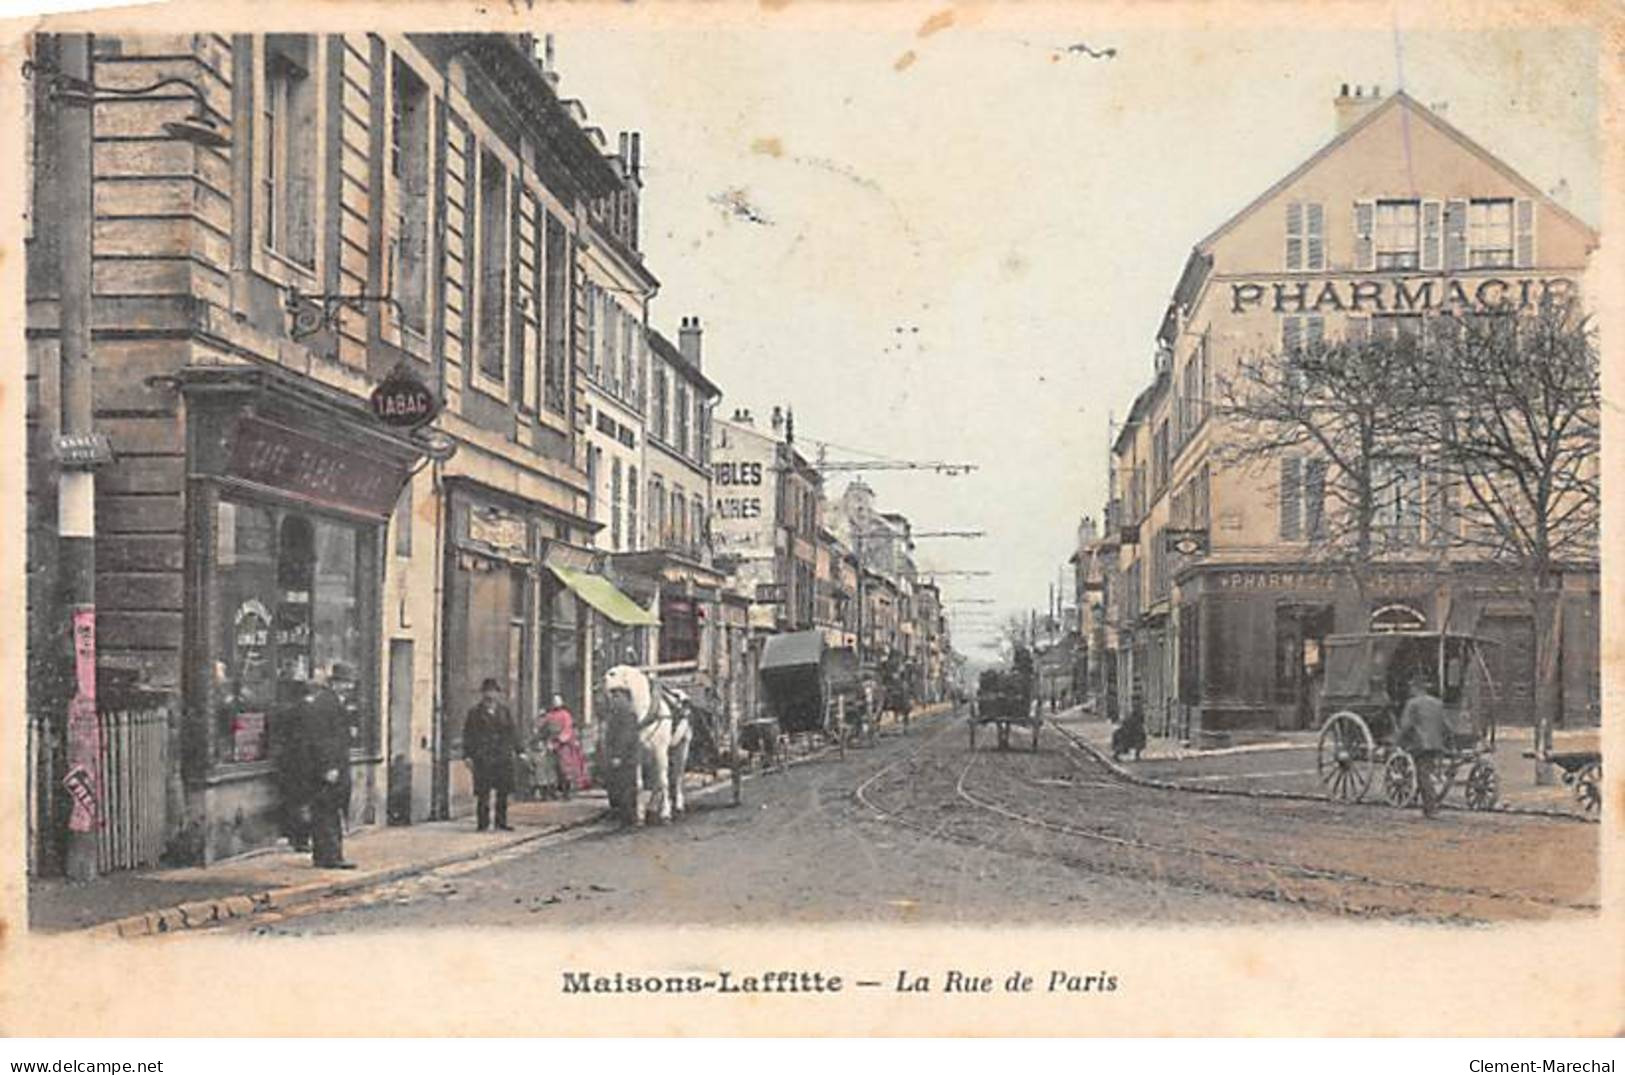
[[289, 662, 359, 868], [464, 677, 520, 831]]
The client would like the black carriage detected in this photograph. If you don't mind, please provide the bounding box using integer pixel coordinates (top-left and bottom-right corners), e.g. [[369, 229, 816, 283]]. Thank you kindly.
[[969, 647, 1040, 752], [756, 630, 871, 761], [1316, 630, 1501, 810]]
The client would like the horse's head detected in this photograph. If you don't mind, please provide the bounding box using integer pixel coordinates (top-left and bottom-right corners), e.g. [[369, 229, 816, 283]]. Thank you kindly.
[[601, 664, 650, 722]]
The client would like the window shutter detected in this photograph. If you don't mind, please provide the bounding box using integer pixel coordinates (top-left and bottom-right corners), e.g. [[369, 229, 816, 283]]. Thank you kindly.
[[1306, 203, 1325, 270], [1282, 315, 1302, 356], [1515, 197, 1535, 268], [1444, 199, 1468, 270], [1346, 316, 1369, 343], [1353, 200, 1375, 271], [1285, 202, 1303, 271], [1306, 314, 1325, 349], [1420, 199, 1443, 270], [1280, 456, 1302, 540], [1304, 458, 1327, 540]]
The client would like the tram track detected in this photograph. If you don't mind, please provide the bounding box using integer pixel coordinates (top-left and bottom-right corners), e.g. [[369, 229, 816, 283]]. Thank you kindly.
[[853, 715, 1599, 921]]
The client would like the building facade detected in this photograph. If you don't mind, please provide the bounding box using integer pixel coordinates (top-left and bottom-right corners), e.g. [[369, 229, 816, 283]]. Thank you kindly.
[[1100, 86, 1600, 740], [23, 32, 662, 871]]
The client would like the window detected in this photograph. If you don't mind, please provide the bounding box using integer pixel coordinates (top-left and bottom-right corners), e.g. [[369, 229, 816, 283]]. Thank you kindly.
[[543, 214, 570, 413], [671, 488, 685, 549], [477, 151, 508, 384], [1373, 455, 1422, 545], [390, 57, 430, 334], [263, 35, 317, 267], [586, 445, 599, 522], [694, 394, 707, 464], [1369, 313, 1422, 345], [675, 382, 691, 457], [583, 282, 599, 383], [603, 297, 620, 396], [698, 401, 711, 465], [1285, 202, 1324, 271], [649, 477, 664, 548], [1468, 198, 1514, 268], [1281, 314, 1325, 390], [1279, 456, 1327, 541], [1373, 200, 1419, 270], [611, 458, 623, 551], [621, 312, 636, 403], [692, 494, 705, 554], [627, 466, 638, 553], [212, 500, 372, 766], [1152, 420, 1169, 493], [652, 366, 669, 442]]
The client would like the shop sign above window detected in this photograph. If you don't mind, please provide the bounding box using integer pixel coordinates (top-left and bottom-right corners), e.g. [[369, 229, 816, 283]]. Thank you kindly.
[[370, 363, 441, 429]]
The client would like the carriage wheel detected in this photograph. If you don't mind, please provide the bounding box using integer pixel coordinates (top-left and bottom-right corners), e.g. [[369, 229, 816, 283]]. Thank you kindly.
[[1382, 751, 1419, 807], [1464, 761, 1499, 811], [1317, 711, 1376, 802], [1575, 762, 1602, 814]]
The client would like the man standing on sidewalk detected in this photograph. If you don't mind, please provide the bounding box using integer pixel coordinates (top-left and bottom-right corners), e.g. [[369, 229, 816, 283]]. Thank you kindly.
[[292, 663, 358, 868], [464, 678, 519, 832], [1397, 677, 1448, 819]]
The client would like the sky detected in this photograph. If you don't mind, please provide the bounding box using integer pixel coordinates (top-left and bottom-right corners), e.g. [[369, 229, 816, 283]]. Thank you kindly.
[[544, 7, 1601, 657]]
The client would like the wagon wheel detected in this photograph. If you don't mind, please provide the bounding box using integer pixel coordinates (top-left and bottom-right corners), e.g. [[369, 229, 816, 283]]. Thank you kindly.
[[1575, 762, 1602, 814], [1382, 751, 1419, 807], [1464, 760, 1499, 811], [1317, 711, 1376, 802]]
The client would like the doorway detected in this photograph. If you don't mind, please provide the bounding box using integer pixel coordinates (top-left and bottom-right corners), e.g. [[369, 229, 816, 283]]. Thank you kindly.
[[387, 640, 413, 824]]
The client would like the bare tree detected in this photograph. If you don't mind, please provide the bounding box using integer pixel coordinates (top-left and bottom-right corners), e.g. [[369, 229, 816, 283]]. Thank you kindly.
[[1429, 301, 1600, 766], [1214, 329, 1434, 606]]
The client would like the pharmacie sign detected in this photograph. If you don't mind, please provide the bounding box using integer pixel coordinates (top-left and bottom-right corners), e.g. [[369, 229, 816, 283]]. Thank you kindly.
[[369, 364, 441, 429], [1230, 275, 1578, 315]]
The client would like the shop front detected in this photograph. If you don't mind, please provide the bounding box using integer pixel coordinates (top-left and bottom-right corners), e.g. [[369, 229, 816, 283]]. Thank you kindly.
[[180, 369, 422, 863]]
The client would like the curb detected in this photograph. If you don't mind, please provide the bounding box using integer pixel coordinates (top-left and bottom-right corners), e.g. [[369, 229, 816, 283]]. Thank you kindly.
[[87, 809, 613, 941], [1050, 720, 1598, 824]]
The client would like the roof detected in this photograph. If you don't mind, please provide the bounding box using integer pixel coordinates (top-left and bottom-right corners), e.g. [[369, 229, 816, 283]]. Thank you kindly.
[[1197, 90, 1598, 253], [647, 328, 721, 398]]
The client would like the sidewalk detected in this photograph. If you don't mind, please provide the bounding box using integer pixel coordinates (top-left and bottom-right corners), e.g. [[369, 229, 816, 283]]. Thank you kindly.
[[1055, 707, 1599, 818], [29, 792, 613, 938]]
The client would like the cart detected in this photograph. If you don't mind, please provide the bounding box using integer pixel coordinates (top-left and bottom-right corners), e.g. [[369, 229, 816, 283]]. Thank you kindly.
[[1316, 630, 1501, 810], [757, 630, 869, 760], [969, 646, 1040, 752], [1522, 748, 1603, 814]]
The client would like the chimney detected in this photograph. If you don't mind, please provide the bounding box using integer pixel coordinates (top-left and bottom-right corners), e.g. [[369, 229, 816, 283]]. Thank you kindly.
[[785, 407, 795, 445], [618, 131, 631, 175], [538, 34, 559, 87], [679, 315, 703, 370], [1334, 82, 1383, 135], [771, 406, 784, 435], [629, 132, 642, 181]]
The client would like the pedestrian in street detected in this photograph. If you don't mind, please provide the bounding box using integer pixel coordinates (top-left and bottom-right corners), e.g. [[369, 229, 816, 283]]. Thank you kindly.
[[464, 677, 520, 831], [1397, 677, 1448, 818], [538, 694, 589, 800], [289, 662, 358, 869]]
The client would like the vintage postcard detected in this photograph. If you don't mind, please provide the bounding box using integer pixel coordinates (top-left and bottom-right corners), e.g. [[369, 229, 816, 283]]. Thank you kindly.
[[0, 0, 1620, 1038]]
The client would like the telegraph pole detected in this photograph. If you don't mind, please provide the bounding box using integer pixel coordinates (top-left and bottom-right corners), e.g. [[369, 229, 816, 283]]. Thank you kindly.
[[57, 33, 102, 882]]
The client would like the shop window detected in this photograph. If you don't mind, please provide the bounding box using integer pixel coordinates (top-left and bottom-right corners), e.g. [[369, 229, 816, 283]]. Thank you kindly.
[[263, 35, 317, 268], [659, 596, 700, 664], [213, 499, 372, 767], [390, 57, 430, 334], [477, 150, 509, 385]]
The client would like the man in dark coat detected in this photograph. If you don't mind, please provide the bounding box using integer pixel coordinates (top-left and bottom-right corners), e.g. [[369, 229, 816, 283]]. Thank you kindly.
[[291, 663, 358, 868], [1397, 677, 1449, 818], [464, 677, 519, 831]]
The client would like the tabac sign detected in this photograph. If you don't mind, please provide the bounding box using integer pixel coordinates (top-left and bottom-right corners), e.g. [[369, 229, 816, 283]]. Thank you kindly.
[[1230, 275, 1578, 316], [370, 364, 441, 429]]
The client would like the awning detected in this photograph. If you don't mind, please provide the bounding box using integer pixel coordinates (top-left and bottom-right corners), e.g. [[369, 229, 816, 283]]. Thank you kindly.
[[549, 565, 660, 626], [759, 629, 825, 672]]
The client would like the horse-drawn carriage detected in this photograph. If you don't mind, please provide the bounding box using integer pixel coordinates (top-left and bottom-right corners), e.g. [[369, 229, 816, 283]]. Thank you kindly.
[[969, 646, 1040, 751], [1315, 630, 1501, 810], [753, 629, 873, 764]]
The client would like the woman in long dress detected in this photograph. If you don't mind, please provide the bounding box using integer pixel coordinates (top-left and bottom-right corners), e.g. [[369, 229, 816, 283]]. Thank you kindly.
[[539, 695, 590, 798]]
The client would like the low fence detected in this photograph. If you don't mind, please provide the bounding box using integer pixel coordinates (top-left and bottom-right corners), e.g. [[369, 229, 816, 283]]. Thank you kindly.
[[94, 692, 171, 873]]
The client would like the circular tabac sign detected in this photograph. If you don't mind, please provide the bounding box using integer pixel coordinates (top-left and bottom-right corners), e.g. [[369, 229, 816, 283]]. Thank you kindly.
[[370, 365, 440, 429]]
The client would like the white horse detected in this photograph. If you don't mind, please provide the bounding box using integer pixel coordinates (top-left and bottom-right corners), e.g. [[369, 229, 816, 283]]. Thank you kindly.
[[601, 664, 693, 825]]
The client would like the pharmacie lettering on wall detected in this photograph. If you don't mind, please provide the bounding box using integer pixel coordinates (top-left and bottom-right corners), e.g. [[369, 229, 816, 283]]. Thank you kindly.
[[1230, 275, 1577, 315]]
